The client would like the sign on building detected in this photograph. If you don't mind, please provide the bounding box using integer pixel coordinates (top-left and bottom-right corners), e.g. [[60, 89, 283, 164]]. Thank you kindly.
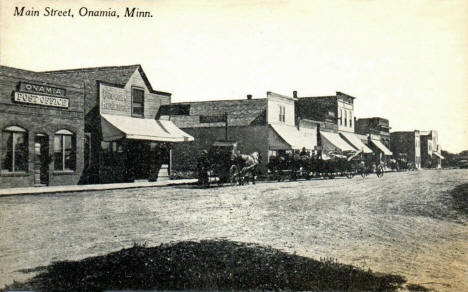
[[19, 82, 67, 97], [99, 83, 132, 116], [13, 92, 69, 108]]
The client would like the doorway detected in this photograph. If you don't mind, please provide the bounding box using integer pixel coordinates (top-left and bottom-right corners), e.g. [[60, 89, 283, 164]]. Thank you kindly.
[[126, 140, 151, 181], [34, 134, 49, 185]]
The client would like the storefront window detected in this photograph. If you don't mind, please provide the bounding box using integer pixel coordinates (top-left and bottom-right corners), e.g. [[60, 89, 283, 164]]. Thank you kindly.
[[100, 141, 124, 165], [54, 129, 75, 171], [1, 126, 28, 172], [132, 88, 144, 118]]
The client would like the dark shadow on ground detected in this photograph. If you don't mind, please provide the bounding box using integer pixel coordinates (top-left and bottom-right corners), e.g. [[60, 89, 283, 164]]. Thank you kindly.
[[3, 240, 407, 292], [450, 183, 468, 216], [383, 182, 468, 224], [170, 176, 353, 190]]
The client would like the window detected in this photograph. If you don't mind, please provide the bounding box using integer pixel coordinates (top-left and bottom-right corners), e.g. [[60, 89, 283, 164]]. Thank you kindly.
[[54, 129, 75, 171], [132, 88, 144, 118], [344, 110, 348, 126], [100, 141, 124, 165], [1, 126, 28, 172], [339, 109, 343, 125], [278, 105, 286, 123], [349, 112, 353, 127]]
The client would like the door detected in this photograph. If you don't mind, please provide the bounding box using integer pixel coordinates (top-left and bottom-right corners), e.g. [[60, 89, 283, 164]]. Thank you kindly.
[[34, 134, 49, 185], [126, 140, 150, 181]]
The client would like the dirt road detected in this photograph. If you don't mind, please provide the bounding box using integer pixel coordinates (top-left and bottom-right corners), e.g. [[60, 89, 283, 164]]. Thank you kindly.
[[1, 169, 467, 291]]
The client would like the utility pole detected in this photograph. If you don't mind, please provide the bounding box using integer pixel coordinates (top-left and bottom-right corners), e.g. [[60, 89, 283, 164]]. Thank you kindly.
[[224, 112, 228, 141]]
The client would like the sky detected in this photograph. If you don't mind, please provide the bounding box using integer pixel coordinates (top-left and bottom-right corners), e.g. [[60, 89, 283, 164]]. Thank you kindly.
[[1, 0, 467, 152]]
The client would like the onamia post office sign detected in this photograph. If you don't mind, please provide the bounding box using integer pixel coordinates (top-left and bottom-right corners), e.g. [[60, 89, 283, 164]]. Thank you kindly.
[[13, 82, 69, 108]]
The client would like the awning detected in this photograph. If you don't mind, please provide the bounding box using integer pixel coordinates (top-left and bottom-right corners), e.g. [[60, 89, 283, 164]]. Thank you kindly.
[[370, 139, 392, 155], [101, 114, 194, 142], [269, 124, 315, 150], [339, 132, 373, 154], [433, 152, 445, 159], [320, 131, 356, 152]]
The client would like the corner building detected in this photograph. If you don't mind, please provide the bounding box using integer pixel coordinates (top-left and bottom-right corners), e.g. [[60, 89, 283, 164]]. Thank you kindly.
[[0, 66, 85, 188]]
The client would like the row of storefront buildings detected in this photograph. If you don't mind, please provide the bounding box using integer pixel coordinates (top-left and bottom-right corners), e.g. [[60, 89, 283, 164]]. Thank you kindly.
[[0, 64, 444, 188]]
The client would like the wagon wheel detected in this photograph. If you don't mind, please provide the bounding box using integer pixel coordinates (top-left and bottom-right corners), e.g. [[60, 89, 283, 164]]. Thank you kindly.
[[376, 165, 384, 178], [345, 171, 355, 179], [362, 167, 369, 178], [229, 165, 240, 185]]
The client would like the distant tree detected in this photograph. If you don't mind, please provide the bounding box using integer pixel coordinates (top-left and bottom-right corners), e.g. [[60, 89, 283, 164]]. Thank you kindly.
[[441, 150, 468, 168]]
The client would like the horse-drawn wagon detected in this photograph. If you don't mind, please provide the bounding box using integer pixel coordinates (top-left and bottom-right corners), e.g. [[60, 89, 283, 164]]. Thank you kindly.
[[388, 153, 416, 172], [197, 141, 260, 186], [267, 149, 384, 180]]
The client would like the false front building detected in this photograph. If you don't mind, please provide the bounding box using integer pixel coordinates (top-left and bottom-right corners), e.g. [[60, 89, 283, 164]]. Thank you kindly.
[[42, 65, 193, 184], [295, 91, 372, 156]]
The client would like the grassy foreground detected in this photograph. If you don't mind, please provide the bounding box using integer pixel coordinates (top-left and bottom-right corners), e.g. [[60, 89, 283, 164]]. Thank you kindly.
[[4, 240, 406, 292]]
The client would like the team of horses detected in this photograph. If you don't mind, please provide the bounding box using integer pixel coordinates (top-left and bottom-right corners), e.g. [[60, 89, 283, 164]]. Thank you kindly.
[[267, 152, 366, 181], [198, 148, 389, 186]]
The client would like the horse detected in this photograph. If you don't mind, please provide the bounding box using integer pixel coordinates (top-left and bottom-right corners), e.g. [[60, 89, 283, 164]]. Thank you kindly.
[[388, 159, 399, 172], [232, 151, 260, 185]]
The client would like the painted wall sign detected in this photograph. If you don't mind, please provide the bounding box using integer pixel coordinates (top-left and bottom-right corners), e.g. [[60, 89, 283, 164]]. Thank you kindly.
[[20, 82, 66, 97], [14, 92, 69, 108], [100, 84, 132, 116]]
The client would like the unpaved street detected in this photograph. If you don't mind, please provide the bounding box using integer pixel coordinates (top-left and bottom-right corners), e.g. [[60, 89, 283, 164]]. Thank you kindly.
[[1, 169, 467, 291]]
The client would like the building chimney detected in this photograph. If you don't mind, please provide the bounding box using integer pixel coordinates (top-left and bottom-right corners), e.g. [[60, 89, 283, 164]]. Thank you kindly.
[[293, 91, 297, 98], [247, 94, 252, 100]]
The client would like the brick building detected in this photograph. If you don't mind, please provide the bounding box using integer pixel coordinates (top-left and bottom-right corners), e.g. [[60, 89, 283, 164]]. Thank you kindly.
[[44, 65, 193, 184], [295, 91, 355, 133], [0, 65, 193, 189], [0, 66, 85, 188], [355, 117, 391, 147], [355, 117, 393, 163], [295, 91, 371, 155], [390, 130, 421, 169], [161, 92, 318, 175]]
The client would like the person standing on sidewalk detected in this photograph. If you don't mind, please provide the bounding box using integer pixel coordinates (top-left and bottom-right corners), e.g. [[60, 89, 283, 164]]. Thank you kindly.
[[197, 150, 210, 186]]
